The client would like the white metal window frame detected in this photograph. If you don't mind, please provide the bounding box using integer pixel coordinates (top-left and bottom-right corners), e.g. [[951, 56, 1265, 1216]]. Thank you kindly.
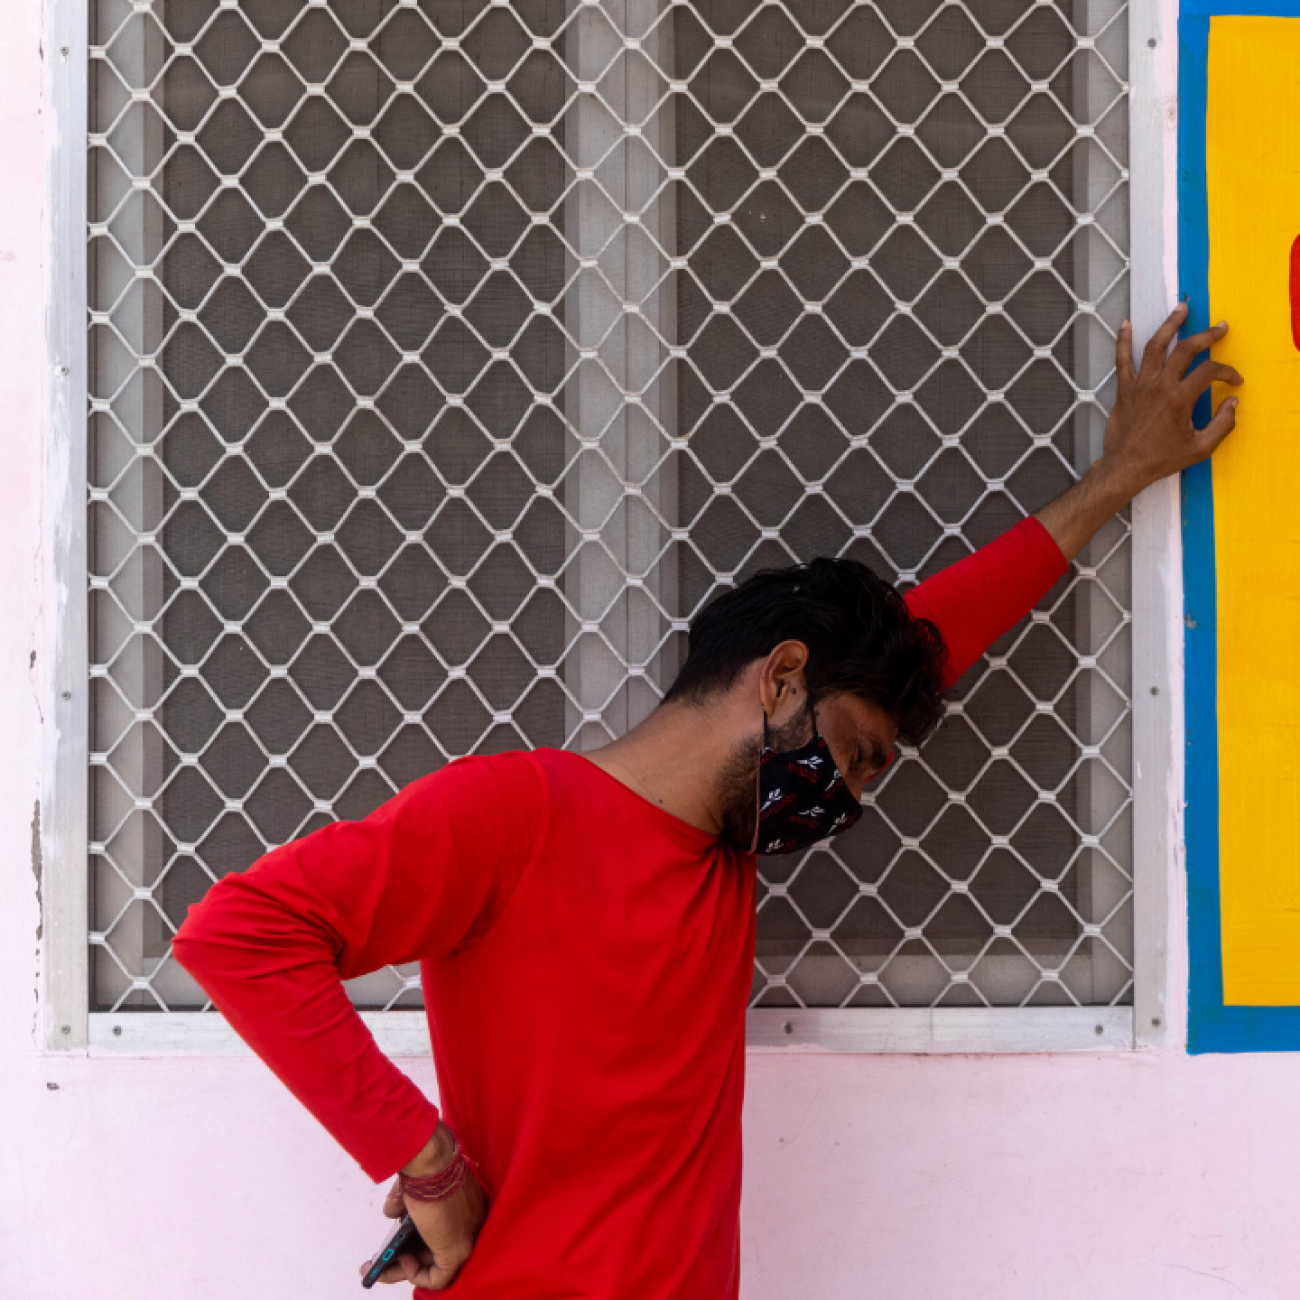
[[41, 0, 1178, 1057]]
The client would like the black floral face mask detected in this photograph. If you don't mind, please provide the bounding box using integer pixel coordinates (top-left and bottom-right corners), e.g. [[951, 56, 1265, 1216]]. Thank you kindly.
[[753, 706, 864, 856]]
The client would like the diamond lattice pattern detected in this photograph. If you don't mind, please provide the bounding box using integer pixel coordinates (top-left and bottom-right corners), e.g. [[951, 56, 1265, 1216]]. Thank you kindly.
[[88, 0, 1132, 1013]]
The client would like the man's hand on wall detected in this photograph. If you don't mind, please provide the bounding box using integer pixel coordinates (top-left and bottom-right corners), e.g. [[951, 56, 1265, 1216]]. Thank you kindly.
[[1035, 300, 1245, 561], [362, 1122, 489, 1290]]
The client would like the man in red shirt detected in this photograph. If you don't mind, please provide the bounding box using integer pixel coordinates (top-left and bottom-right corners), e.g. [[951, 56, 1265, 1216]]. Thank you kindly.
[[174, 307, 1240, 1298]]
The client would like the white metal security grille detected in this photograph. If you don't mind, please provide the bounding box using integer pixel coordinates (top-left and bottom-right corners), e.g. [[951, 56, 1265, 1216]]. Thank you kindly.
[[87, 0, 1131, 1016]]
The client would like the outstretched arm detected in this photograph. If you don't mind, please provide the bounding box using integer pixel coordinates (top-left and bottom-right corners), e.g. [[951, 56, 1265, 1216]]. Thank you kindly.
[[907, 303, 1243, 688]]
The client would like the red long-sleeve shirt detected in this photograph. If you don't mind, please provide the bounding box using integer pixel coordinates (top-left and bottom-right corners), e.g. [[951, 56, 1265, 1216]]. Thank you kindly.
[[173, 517, 1065, 1300]]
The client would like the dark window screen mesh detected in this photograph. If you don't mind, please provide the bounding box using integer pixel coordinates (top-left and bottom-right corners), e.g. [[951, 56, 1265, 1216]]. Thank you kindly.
[[88, 0, 1131, 1013]]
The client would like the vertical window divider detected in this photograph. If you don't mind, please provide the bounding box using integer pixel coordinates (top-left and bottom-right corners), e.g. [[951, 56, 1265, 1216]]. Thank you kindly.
[[564, 0, 679, 747]]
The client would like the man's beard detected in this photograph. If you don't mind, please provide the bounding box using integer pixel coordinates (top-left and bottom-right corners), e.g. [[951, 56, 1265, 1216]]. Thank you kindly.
[[715, 705, 816, 850]]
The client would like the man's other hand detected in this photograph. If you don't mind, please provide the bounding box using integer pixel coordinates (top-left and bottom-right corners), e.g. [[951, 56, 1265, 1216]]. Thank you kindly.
[[358, 1123, 489, 1291], [1036, 301, 1245, 561]]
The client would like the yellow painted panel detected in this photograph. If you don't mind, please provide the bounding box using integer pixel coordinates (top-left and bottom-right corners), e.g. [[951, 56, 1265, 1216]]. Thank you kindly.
[[1208, 16, 1300, 1004]]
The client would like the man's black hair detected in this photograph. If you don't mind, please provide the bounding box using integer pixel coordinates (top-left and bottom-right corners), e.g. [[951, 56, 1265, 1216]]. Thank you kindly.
[[664, 557, 948, 746]]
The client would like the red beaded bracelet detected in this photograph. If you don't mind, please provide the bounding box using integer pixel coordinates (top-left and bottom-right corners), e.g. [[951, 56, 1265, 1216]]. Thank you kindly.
[[398, 1135, 470, 1204]]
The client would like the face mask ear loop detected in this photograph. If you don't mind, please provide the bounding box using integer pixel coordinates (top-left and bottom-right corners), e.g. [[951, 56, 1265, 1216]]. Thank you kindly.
[[751, 716, 770, 857]]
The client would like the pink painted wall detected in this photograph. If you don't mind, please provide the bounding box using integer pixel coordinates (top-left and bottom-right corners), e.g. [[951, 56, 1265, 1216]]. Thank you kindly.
[[0, 4, 1285, 1297]]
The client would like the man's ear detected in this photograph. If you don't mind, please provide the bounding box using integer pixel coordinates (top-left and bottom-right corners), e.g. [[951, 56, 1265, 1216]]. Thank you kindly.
[[758, 640, 810, 724]]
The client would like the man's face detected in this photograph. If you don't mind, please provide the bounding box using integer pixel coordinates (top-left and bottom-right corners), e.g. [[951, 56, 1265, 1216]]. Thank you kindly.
[[716, 692, 899, 850]]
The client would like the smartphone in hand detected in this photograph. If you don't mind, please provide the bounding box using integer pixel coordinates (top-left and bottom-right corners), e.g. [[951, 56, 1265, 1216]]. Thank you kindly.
[[361, 1214, 424, 1289]]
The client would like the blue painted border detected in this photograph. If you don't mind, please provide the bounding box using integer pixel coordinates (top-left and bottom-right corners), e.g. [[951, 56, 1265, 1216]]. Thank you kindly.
[[1182, 0, 1300, 13], [1179, 1, 1300, 1052]]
